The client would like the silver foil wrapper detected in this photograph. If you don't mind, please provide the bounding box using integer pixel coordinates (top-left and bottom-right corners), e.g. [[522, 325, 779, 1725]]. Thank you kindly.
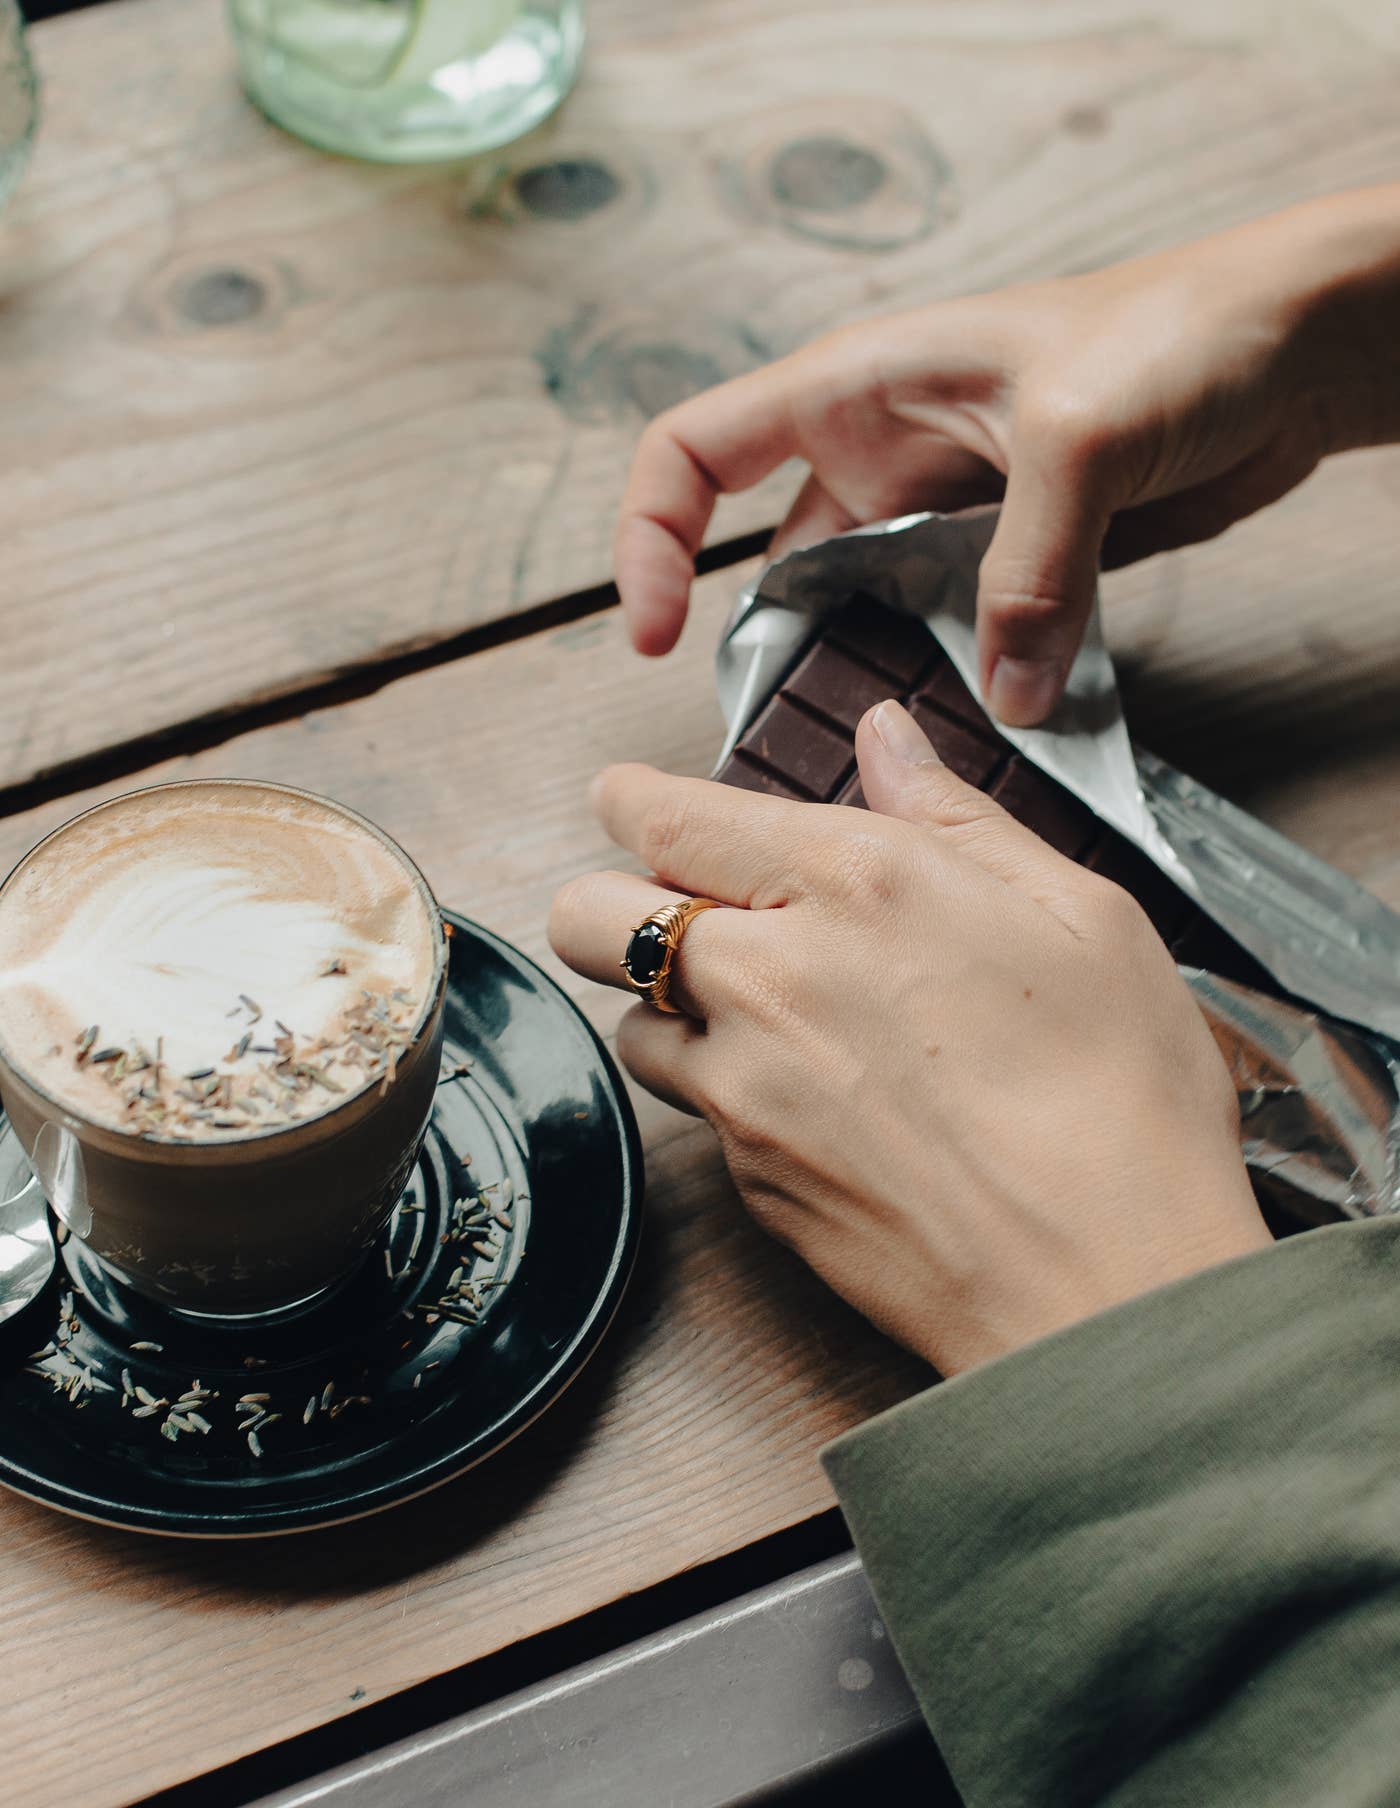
[[716, 510, 1400, 1229], [1190, 973, 1400, 1226]]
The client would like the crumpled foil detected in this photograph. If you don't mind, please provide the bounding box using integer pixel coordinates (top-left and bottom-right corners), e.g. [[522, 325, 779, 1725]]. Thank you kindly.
[[715, 509, 1400, 1228], [1190, 972, 1400, 1226]]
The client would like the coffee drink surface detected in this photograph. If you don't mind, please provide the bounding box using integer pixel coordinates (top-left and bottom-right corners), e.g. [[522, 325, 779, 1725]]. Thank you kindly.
[[0, 782, 440, 1142]]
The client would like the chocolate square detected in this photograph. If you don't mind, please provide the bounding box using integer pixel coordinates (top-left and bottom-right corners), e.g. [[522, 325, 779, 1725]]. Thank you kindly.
[[907, 699, 1004, 789], [781, 638, 895, 735], [991, 758, 1099, 860], [914, 658, 1000, 738], [741, 694, 855, 801], [825, 595, 938, 688]]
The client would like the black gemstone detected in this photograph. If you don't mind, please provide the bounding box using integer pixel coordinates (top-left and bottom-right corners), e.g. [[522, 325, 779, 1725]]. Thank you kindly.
[[624, 922, 668, 986]]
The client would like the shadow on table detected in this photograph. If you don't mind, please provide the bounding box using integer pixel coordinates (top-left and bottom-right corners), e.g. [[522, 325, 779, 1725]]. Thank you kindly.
[[1118, 644, 1400, 801], [17, 1125, 921, 1600], [88, 1234, 653, 1599]]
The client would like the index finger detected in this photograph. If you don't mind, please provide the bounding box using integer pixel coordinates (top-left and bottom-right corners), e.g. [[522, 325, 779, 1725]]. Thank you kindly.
[[591, 764, 809, 909], [614, 362, 800, 657]]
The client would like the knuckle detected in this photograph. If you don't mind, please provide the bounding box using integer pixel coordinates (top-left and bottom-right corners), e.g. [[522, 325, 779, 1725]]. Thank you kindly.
[[979, 541, 1088, 626], [726, 943, 804, 1033], [614, 1002, 648, 1072], [1019, 384, 1115, 468], [638, 791, 701, 881], [801, 321, 862, 372], [922, 778, 1005, 836], [978, 548, 1083, 629], [979, 577, 1077, 629], [693, 955, 806, 1139], [546, 873, 595, 956], [826, 825, 907, 908], [639, 407, 687, 453], [687, 1057, 726, 1123], [696, 1061, 765, 1145], [943, 815, 1035, 877], [616, 999, 665, 1066], [731, 1176, 793, 1246], [1080, 871, 1152, 944]]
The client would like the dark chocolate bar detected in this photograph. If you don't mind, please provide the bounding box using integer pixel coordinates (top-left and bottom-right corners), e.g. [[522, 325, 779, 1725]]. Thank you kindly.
[[718, 597, 1274, 991]]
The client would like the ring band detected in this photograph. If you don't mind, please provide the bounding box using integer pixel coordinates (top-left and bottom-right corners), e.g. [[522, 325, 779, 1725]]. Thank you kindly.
[[620, 897, 723, 1013]]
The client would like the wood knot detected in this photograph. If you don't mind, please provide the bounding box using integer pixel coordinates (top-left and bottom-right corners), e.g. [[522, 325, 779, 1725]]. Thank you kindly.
[[616, 343, 725, 418], [179, 268, 268, 327], [514, 158, 622, 220], [768, 136, 887, 213], [707, 99, 954, 252], [535, 308, 766, 425], [1062, 105, 1108, 139]]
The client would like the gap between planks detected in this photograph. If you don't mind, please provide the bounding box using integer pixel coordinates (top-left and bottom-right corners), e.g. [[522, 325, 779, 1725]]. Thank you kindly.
[[0, 526, 774, 829]]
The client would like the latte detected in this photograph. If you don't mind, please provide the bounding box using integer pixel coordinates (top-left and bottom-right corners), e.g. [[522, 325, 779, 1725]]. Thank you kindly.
[[0, 781, 441, 1142]]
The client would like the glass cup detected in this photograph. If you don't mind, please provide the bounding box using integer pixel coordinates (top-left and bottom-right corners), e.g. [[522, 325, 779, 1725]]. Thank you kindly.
[[227, 0, 584, 163], [0, 781, 449, 1318], [0, 0, 38, 212]]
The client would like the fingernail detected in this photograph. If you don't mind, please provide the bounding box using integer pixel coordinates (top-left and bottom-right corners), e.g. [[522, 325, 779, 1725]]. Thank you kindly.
[[988, 657, 1061, 727], [871, 700, 941, 766]]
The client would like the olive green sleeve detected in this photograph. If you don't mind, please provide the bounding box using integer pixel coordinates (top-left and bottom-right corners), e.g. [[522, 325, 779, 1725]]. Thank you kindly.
[[823, 1216, 1400, 1808]]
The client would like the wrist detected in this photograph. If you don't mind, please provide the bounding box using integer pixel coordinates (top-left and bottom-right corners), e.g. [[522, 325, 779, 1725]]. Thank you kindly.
[[1251, 186, 1400, 454], [936, 1177, 1271, 1379]]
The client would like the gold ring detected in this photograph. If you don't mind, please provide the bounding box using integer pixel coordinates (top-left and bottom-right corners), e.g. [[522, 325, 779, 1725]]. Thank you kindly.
[[620, 897, 723, 1012]]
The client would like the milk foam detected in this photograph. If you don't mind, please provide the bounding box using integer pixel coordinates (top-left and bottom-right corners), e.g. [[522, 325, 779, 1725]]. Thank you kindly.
[[0, 783, 439, 1135]]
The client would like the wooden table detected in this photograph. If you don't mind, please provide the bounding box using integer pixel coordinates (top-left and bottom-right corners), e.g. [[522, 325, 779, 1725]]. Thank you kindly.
[[2, 2, 1400, 1803]]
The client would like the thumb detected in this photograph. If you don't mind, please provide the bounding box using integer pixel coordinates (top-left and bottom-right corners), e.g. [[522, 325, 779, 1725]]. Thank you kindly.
[[976, 423, 1114, 727], [856, 702, 1078, 899]]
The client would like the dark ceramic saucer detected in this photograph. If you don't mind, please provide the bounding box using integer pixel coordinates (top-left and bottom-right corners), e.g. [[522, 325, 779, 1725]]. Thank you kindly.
[[0, 913, 642, 1537]]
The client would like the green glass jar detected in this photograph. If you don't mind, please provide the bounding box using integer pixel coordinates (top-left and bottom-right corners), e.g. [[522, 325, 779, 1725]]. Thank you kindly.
[[228, 0, 583, 163], [0, 0, 38, 212]]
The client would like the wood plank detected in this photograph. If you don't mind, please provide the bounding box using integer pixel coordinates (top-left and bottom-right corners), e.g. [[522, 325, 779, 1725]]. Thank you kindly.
[[2, 441, 1400, 1805], [7, 1, 1400, 790]]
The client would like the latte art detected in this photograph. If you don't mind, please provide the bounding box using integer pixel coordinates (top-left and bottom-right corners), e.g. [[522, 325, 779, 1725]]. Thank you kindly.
[[22, 862, 391, 1075], [0, 782, 441, 1140]]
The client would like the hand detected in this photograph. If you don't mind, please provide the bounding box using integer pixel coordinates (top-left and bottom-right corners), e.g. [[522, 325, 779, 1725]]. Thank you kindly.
[[550, 704, 1270, 1376], [615, 187, 1400, 725]]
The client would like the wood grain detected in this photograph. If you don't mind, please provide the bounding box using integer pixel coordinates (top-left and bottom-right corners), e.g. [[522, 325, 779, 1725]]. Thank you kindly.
[[2, 445, 1400, 1803], [7, 0, 1400, 788]]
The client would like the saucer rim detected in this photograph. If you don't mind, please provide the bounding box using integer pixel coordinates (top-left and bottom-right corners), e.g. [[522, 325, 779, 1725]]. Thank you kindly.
[[0, 910, 644, 1538]]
